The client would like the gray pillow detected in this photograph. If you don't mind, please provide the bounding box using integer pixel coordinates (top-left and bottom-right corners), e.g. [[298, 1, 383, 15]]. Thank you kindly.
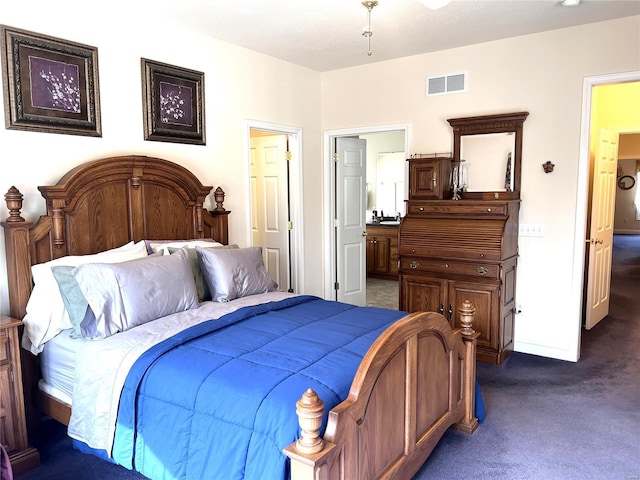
[[196, 246, 278, 302], [51, 252, 164, 339], [73, 248, 198, 339], [168, 244, 239, 302]]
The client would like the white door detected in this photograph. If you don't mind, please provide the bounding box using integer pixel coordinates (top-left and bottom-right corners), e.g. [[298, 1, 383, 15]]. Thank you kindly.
[[335, 137, 367, 305], [585, 128, 619, 329], [250, 133, 290, 291]]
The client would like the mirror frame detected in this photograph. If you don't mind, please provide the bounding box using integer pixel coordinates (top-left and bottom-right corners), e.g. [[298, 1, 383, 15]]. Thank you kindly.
[[448, 111, 529, 200]]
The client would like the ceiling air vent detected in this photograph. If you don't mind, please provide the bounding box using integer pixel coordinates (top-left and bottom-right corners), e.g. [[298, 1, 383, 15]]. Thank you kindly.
[[426, 72, 467, 96]]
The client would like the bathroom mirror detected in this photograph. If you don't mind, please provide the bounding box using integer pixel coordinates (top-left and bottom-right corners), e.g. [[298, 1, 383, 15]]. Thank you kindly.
[[448, 112, 528, 200], [375, 152, 405, 217]]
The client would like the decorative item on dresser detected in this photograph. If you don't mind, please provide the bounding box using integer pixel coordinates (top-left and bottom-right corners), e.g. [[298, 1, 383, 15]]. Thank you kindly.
[[3, 154, 480, 480], [399, 112, 528, 365], [0, 316, 39, 476]]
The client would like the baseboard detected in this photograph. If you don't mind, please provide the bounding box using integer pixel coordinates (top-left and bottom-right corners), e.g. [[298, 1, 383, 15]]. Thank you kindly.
[[514, 341, 578, 362]]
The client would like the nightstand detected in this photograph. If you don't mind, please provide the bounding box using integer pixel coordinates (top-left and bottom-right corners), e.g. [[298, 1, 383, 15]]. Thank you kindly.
[[0, 316, 39, 475]]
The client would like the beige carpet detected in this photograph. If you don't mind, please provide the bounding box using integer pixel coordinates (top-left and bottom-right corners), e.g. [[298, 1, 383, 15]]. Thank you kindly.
[[366, 277, 399, 310]]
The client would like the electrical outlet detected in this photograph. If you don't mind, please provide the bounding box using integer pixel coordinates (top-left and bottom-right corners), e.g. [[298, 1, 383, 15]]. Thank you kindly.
[[519, 224, 544, 237]]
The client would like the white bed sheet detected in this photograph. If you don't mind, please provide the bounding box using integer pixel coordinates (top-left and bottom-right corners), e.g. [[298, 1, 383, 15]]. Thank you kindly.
[[67, 291, 298, 455], [40, 329, 87, 401]]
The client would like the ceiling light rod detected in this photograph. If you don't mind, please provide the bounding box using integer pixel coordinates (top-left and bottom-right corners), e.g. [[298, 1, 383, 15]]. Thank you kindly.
[[362, 1, 378, 57]]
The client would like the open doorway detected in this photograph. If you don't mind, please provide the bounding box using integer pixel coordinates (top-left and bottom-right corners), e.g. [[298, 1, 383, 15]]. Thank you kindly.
[[572, 72, 640, 360], [246, 121, 304, 294], [323, 124, 410, 307]]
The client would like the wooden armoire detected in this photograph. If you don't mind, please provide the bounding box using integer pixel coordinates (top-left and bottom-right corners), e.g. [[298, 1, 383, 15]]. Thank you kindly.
[[398, 112, 528, 365]]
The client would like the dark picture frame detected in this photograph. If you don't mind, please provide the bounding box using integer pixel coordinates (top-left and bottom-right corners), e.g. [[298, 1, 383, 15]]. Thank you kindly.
[[0, 25, 101, 136], [141, 58, 205, 145]]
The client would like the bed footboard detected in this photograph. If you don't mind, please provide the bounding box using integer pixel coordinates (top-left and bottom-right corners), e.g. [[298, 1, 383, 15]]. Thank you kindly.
[[284, 301, 479, 480]]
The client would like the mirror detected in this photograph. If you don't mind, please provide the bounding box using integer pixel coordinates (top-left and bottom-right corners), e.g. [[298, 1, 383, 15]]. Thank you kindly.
[[448, 112, 528, 200], [374, 152, 405, 218], [362, 131, 406, 221], [460, 132, 515, 192]]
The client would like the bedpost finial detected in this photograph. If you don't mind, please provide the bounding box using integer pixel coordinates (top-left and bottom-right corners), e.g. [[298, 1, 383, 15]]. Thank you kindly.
[[295, 388, 325, 454], [458, 300, 476, 338], [4, 186, 25, 223], [213, 186, 226, 212]]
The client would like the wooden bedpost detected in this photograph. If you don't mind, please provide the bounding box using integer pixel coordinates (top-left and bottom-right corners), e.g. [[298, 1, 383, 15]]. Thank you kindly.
[[283, 389, 340, 480], [454, 299, 480, 435], [2, 187, 33, 320], [204, 187, 230, 245], [3, 187, 42, 433]]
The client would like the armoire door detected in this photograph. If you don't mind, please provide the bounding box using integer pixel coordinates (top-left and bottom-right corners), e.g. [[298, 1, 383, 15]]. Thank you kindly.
[[448, 280, 500, 351], [400, 274, 446, 315]]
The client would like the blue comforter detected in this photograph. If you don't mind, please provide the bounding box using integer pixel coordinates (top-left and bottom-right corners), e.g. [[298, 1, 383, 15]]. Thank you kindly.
[[110, 296, 407, 480]]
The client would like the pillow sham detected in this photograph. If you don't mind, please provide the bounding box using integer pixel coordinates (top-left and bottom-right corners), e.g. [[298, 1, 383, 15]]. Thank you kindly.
[[168, 244, 239, 301], [73, 247, 198, 339], [196, 246, 278, 303], [146, 239, 222, 256], [22, 240, 149, 354], [51, 252, 163, 339]]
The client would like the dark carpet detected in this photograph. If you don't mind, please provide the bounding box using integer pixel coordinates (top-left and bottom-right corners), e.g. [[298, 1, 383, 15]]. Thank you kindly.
[[16, 236, 640, 480]]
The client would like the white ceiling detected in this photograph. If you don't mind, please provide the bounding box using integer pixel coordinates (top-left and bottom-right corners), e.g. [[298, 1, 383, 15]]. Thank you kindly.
[[152, 0, 640, 72]]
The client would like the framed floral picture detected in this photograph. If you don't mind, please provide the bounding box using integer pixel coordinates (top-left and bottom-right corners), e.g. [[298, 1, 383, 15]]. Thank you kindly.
[[0, 25, 101, 136], [141, 58, 205, 145]]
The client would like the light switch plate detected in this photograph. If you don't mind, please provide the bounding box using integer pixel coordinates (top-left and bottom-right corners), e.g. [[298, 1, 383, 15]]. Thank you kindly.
[[519, 224, 544, 237]]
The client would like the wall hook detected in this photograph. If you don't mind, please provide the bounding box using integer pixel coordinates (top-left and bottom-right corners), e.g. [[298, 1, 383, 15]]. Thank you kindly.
[[542, 161, 555, 173]]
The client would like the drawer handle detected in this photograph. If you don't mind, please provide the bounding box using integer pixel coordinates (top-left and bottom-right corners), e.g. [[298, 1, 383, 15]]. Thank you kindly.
[[477, 266, 488, 275], [419, 207, 424, 211], [409, 261, 420, 269], [487, 208, 492, 212]]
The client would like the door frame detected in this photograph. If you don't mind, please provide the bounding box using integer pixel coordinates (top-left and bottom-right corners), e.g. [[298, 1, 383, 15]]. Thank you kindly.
[[571, 71, 640, 360], [245, 120, 305, 294], [323, 123, 411, 299]]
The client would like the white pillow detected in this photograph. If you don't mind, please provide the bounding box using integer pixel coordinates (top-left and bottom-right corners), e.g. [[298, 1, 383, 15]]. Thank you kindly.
[[73, 247, 198, 339], [22, 241, 149, 354], [148, 239, 222, 256]]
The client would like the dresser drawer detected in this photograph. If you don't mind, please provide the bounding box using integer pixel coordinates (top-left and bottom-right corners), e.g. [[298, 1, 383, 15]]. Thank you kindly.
[[400, 257, 500, 279], [407, 201, 509, 217]]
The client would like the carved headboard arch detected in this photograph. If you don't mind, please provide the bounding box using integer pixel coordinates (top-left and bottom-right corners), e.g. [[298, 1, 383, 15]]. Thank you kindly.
[[3, 155, 229, 319]]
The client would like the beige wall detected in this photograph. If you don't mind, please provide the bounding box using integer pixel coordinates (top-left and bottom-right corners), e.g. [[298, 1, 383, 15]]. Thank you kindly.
[[0, 4, 324, 314], [321, 16, 640, 360]]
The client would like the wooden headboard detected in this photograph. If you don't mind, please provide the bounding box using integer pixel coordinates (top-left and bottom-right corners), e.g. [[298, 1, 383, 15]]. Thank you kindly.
[[2, 155, 230, 320]]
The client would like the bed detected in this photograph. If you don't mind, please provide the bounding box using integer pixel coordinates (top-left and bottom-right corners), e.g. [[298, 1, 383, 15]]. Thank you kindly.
[[2, 155, 479, 480]]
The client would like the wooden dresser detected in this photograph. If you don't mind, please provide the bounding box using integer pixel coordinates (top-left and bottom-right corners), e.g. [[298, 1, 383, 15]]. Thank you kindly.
[[398, 197, 519, 364], [0, 316, 39, 475], [399, 112, 528, 365]]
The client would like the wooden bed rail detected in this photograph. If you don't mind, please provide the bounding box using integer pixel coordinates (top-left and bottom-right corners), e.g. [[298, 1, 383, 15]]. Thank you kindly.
[[284, 300, 479, 480]]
